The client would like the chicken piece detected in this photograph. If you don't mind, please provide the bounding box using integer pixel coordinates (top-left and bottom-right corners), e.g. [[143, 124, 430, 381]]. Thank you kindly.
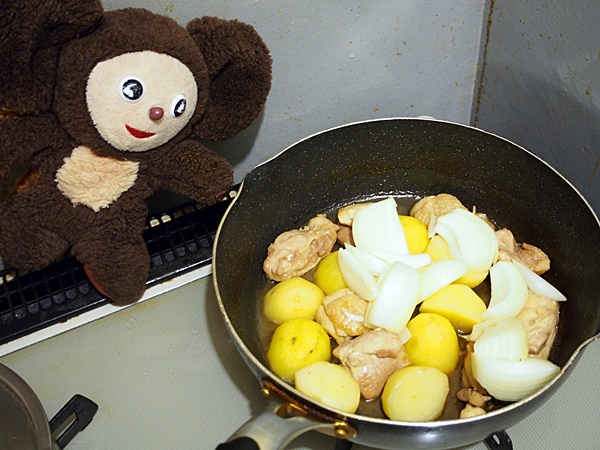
[[333, 328, 411, 400], [315, 289, 371, 344], [456, 387, 491, 407], [263, 215, 339, 281], [337, 225, 354, 247], [460, 342, 487, 394], [460, 404, 487, 419], [517, 292, 559, 359], [474, 212, 496, 231], [496, 228, 551, 275], [409, 193, 467, 225], [337, 202, 373, 226]]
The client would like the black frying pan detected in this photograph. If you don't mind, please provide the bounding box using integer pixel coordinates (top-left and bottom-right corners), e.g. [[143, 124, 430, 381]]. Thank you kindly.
[[213, 118, 600, 449]]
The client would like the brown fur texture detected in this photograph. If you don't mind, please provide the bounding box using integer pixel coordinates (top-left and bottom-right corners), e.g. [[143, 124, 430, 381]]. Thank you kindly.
[[0, 1, 272, 304]]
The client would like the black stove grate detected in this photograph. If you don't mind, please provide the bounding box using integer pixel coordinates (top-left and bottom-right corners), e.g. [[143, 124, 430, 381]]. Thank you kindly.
[[0, 191, 234, 345]]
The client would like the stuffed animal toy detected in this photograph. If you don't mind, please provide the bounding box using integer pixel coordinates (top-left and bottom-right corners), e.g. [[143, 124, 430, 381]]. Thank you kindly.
[[0, 0, 272, 305]]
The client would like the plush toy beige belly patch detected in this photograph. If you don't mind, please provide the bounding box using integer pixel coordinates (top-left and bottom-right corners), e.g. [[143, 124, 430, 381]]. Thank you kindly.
[[55, 146, 139, 212]]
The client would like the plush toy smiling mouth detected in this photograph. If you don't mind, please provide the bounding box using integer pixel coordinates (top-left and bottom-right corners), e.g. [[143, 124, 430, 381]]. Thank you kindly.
[[125, 124, 155, 139]]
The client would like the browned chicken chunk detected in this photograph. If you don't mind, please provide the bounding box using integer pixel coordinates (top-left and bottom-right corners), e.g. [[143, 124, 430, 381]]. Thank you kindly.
[[517, 292, 559, 359], [263, 215, 339, 281], [496, 228, 550, 275], [336, 225, 354, 247], [459, 404, 487, 419], [409, 193, 467, 225], [337, 202, 373, 226], [315, 289, 371, 344], [460, 342, 487, 395], [333, 328, 411, 400], [457, 387, 491, 407]]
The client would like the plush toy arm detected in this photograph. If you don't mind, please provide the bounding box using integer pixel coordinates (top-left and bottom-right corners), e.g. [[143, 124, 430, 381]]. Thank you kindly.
[[0, 114, 68, 179], [0, 0, 103, 114], [186, 17, 272, 141], [147, 140, 234, 204]]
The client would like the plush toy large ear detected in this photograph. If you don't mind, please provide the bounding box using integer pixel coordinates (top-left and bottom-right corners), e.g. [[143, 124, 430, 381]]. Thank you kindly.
[[186, 17, 272, 141], [0, 0, 103, 114]]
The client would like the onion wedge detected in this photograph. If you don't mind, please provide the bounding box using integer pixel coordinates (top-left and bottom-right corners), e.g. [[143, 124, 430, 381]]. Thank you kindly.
[[481, 261, 528, 320], [338, 248, 379, 301], [471, 353, 560, 402], [513, 261, 567, 302], [371, 250, 431, 269], [434, 209, 498, 272], [352, 197, 409, 256], [345, 244, 389, 276], [419, 259, 468, 301], [472, 317, 529, 361], [364, 261, 420, 333]]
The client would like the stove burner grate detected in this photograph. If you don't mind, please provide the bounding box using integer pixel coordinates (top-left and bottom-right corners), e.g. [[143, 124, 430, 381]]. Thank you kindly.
[[0, 191, 234, 345]]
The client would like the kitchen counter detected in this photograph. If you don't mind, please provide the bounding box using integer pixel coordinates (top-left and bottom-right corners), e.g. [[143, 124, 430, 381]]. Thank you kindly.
[[1, 275, 598, 450]]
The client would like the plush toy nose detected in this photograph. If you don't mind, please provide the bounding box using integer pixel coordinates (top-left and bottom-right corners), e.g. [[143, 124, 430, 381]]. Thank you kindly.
[[149, 106, 164, 121]]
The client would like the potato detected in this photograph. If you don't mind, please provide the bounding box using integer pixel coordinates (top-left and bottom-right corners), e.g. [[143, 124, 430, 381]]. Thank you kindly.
[[399, 215, 430, 254], [382, 366, 449, 422], [404, 313, 460, 374], [266, 318, 331, 381], [420, 284, 487, 333], [295, 361, 360, 413], [263, 277, 325, 324], [314, 251, 348, 295]]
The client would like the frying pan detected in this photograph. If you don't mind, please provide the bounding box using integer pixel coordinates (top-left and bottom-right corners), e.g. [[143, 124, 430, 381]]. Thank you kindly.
[[212, 118, 600, 449]]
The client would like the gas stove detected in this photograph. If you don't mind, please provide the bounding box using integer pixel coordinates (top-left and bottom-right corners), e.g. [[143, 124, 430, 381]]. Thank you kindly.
[[0, 198, 599, 449]]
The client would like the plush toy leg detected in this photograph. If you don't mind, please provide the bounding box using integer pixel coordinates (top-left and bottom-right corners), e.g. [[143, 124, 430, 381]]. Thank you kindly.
[[72, 236, 150, 306]]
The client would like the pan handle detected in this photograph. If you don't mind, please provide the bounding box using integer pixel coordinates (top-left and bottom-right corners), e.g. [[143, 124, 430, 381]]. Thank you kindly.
[[216, 397, 355, 450]]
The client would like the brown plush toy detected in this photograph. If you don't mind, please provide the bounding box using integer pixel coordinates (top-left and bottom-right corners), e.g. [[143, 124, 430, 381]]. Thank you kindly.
[[0, 0, 272, 305]]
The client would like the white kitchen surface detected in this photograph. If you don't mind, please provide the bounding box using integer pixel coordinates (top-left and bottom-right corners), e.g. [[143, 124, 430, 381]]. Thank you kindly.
[[1, 275, 598, 450]]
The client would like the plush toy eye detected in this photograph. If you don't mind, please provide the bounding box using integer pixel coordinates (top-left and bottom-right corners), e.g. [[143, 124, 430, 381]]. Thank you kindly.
[[171, 94, 187, 117], [119, 77, 144, 101]]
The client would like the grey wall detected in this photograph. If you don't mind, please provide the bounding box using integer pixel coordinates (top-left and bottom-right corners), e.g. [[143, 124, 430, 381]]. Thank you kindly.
[[103, 0, 487, 181], [474, 0, 600, 213], [102, 1, 598, 215]]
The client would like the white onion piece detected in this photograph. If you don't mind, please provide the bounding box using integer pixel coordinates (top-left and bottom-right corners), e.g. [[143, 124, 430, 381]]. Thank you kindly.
[[345, 244, 389, 276], [371, 250, 432, 269], [472, 317, 529, 361], [398, 326, 412, 344], [435, 209, 498, 272], [513, 261, 567, 302], [419, 260, 468, 301], [471, 353, 560, 402], [364, 261, 420, 333], [352, 197, 409, 256], [469, 317, 504, 342], [481, 261, 528, 320], [338, 248, 379, 301]]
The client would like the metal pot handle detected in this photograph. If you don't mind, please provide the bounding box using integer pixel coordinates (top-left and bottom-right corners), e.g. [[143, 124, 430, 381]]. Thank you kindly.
[[216, 381, 356, 450], [49, 394, 98, 448]]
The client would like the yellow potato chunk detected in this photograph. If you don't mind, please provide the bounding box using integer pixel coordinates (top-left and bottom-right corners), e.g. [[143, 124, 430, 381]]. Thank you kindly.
[[382, 366, 449, 422], [267, 318, 331, 381], [425, 235, 488, 288], [420, 284, 487, 333], [314, 251, 348, 295], [263, 277, 325, 324], [404, 313, 459, 374], [426, 234, 451, 262], [295, 361, 360, 413], [399, 215, 430, 254]]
